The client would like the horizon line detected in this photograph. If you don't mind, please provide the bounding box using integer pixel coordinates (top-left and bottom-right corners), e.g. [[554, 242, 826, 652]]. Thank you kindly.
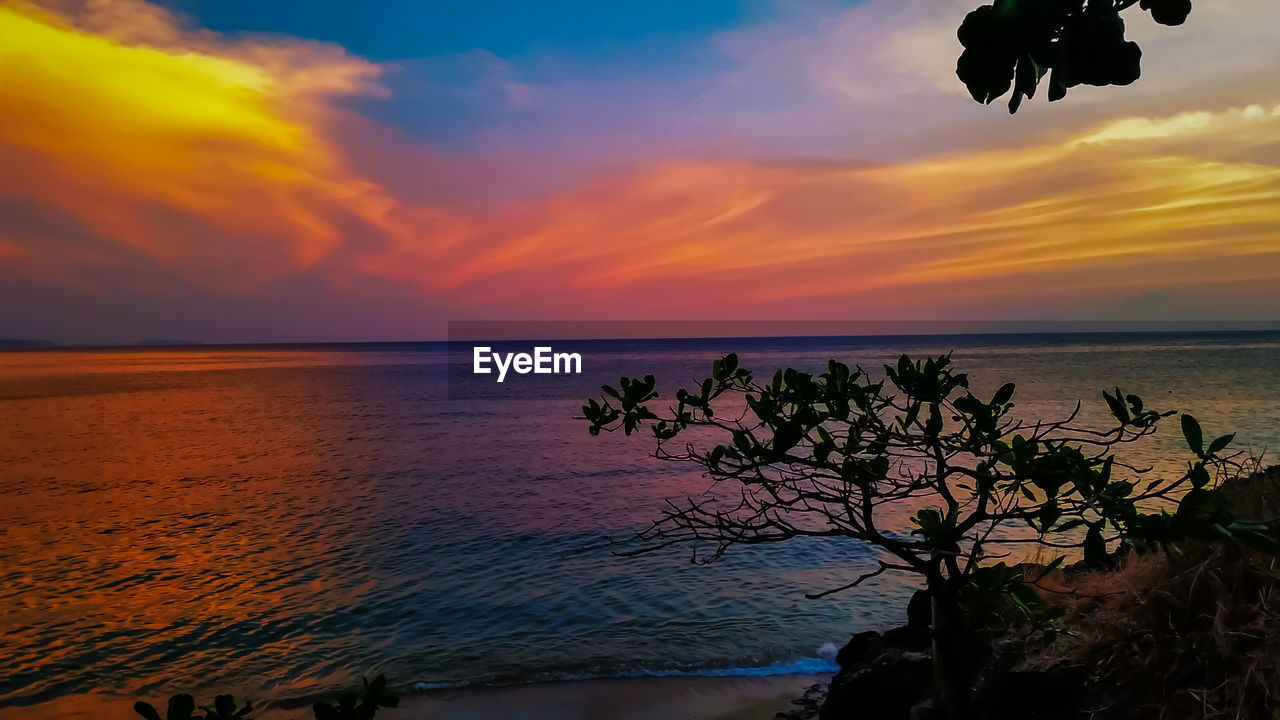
[[5, 320, 1280, 350]]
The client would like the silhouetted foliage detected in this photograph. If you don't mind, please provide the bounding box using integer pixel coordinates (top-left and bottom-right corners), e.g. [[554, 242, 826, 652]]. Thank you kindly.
[[312, 674, 399, 720], [133, 674, 397, 720], [134, 694, 251, 720], [581, 353, 1274, 714], [956, 0, 1193, 113]]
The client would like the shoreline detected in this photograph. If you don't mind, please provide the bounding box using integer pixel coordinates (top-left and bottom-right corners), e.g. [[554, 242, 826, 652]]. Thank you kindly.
[[7, 674, 830, 720], [400, 674, 829, 720]]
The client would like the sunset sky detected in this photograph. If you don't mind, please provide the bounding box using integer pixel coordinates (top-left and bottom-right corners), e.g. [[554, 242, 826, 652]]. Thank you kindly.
[[0, 0, 1277, 344]]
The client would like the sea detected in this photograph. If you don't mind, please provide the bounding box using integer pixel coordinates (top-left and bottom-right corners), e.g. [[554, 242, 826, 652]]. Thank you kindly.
[[2, 330, 1279, 714]]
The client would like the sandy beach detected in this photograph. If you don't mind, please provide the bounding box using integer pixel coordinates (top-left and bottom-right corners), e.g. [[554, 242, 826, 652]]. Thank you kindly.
[[403, 675, 828, 720], [14, 676, 828, 720]]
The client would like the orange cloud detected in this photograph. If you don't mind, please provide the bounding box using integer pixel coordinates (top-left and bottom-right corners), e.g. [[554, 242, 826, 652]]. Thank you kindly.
[[0, 0, 1276, 333], [0, 0, 405, 287], [361, 103, 1280, 318]]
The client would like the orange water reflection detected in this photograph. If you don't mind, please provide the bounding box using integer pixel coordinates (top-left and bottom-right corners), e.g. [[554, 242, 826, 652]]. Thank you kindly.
[[0, 350, 403, 711], [3, 337, 1278, 719]]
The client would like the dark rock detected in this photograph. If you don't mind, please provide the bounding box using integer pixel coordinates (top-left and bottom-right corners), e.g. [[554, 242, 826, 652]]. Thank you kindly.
[[835, 625, 930, 670], [826, 617, 935, 720], [974, 669, 1089, 719], [908, 699, 937, 720], [775, 682, 826, 720], [835, 630, 883, 668], [907, 590, 932, 629], [820, 649, 932, 720], [881, 625, 930, 653]]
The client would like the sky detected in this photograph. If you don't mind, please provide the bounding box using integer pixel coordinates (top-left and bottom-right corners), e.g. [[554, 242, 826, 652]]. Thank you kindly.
[[0, 0, 1277, 344]]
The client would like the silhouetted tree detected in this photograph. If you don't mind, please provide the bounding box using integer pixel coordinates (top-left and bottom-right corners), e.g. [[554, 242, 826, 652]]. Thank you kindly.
[[133, 674, 397, 720], [957, 0, 1193, 113], [312, 674, 399, 720], [134, 694, 252, 720], [582, 353, 1272, 716]]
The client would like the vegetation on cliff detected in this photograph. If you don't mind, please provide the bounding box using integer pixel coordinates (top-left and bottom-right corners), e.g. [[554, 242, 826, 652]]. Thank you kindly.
[[582, 353, 1278, 717]]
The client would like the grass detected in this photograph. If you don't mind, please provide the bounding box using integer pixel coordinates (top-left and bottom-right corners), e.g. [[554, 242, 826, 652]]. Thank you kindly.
[[1019, 465, 1280, 719]]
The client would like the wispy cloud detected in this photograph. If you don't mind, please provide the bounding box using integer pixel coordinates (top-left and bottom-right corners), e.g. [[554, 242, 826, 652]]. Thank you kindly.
[[0, 0, 1276, 342], [355, 102, 1279, 321], [0, 0, 405, 288]]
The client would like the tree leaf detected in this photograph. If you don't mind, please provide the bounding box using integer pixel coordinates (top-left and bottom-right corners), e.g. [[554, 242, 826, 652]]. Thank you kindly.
[[1103, 390, 1130, 425], [992, 382, 1016, 406], [166, 695, 196, 720], [1083, 525, 1107, 567], [1140, 0, 1191, 26], [1207, 432, 1235, 456], [214, 695, 236, 718], [1181, 414, 1204, 457], [773, 422, 803, 453]]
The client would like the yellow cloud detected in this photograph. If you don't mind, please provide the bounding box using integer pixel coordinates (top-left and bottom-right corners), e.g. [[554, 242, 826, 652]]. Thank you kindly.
[[0, 0, 1275, 323], [0, 0, 397, 282], [363, 102, 1280, 318], [1073, 104, 1280, 146]]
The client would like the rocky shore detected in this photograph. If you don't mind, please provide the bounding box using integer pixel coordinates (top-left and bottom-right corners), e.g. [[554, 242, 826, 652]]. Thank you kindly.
[[777, 465, 1280, 720]]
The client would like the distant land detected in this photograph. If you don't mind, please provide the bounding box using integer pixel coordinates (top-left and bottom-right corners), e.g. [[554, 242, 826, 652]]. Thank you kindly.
[[131, 339, 205, 347], [0, 339, 207, 349], [4, 321, 1280, 349]]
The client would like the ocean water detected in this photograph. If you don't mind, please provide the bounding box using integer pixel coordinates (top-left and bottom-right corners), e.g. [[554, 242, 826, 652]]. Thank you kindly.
[[2, 331, 1279, 714]]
